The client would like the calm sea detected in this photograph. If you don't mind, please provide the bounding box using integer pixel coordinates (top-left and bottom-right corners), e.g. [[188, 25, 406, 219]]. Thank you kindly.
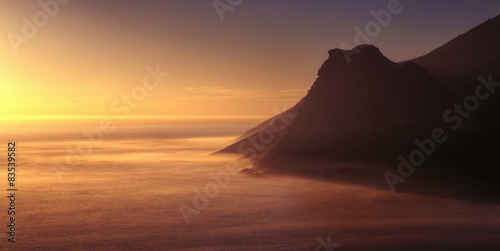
[[1, 118, 499, 250]]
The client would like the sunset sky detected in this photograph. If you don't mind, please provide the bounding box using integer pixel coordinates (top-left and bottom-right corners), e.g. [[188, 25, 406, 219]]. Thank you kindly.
[[1, 0, 500, 120]]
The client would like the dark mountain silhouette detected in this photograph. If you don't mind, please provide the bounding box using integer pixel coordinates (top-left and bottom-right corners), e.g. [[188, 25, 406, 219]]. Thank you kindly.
[[408, 13, 500, 132], [218, 15, 500, 194], [409, 14, 500, 187], [253, 45, 456, 177], [410, 14, 500, 98]]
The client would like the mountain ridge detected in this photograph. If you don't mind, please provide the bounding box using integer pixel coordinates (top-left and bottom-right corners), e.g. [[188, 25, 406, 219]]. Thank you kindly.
[[217, 14, 500, 190]]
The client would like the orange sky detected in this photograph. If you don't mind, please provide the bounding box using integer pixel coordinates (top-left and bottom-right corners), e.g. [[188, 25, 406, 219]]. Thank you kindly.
[[1, 1, 499, 120]]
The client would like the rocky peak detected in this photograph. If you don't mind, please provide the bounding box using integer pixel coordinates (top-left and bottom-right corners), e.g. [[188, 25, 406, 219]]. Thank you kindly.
[[319, 44, 393, 76]]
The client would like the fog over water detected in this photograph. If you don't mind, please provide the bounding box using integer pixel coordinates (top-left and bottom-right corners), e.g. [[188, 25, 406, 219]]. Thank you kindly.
[[1, 119, 499, 250]]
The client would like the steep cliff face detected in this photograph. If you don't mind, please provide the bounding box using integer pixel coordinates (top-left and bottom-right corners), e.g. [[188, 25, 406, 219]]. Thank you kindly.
[[255, 45, 454, 173]]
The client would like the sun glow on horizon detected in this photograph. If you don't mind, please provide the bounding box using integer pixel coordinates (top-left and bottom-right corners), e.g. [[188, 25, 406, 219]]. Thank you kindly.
[[2, 1, 499, 122]]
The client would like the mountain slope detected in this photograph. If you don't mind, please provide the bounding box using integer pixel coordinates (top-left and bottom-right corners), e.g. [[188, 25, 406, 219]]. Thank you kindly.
[[254, 45, 454, 176], [408, 14, 500, 183], [215, 99, 303, 161], [410, 14, 500, 97]]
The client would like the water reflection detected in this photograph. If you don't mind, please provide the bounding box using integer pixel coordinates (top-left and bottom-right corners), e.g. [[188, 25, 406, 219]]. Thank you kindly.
[[2, 119, 500, 250]]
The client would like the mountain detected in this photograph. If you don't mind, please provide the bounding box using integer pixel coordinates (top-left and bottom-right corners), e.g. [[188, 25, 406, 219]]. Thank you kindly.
[[409, 14, 500, 185], [218, 15, 500, 189], [410, 14, 500, 98], [253, 45, 455, 178]]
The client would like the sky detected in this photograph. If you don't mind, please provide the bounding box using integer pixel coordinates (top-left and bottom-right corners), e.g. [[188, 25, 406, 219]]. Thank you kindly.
[[1, 0, 500, 119]]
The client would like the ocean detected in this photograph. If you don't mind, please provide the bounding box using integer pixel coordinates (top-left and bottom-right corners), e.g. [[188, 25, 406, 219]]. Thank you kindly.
[[1, 118, 499, 250]]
